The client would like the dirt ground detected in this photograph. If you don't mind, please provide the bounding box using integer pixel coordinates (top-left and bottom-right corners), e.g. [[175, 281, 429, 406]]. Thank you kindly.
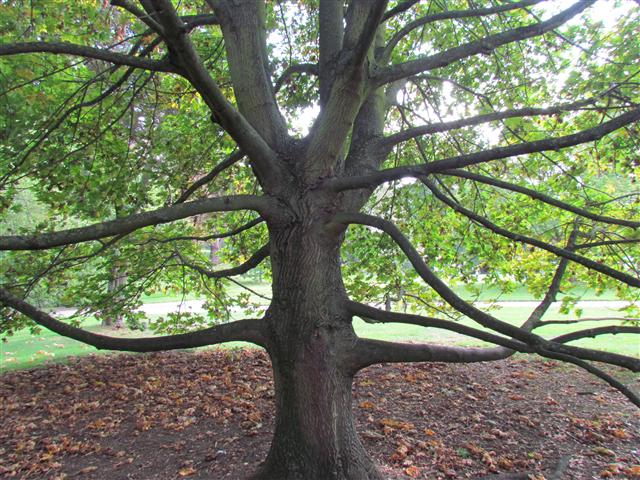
[[0, 349, 638, 479]]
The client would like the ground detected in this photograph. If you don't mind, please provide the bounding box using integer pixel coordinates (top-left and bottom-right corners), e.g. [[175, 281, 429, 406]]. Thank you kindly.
[[0, 349, 638, 480]]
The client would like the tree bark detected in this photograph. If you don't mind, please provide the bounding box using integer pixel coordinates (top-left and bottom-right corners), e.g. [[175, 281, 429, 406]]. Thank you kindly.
[[252, 351, 382, 480], [250, 221, 383, 480], [102, 265, 126, 328]]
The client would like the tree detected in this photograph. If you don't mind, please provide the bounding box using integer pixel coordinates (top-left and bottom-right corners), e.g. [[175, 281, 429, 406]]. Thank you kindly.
[[1, 1, 639, 478]]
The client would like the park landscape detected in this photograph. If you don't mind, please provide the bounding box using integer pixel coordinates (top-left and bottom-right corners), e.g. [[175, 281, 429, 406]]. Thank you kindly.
[[0, 0, 639, 479]]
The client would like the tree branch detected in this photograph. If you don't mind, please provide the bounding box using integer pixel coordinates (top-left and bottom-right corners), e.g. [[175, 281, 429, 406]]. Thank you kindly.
[[344, 0, 388, 67], [135, 217, 265, 245], [324, 107, 640, 192], [0, 42, 174, 72], [332, 212, 640, 371], [182, 14, 219, 30], [538, 317, 640, 326], [148, 0, 288, 193], [421, 177, 640, 287], [0, 287, 267, 350], [575, 239, 640, 249], [176, 243, 270, 278], [211, 0, 289, 150], [111, 0, 165, 34], [382, 0, 419, 22], [373, 0, 595, 86], [380, 0, 544, 64], [274, 63, 319, 94], [303, 0, 386, 176], [348, 226, 585, 368], [349, 338, 514, 370], [348, 300, 527, 351], [441, 170, 640, 228], [520, 224, 579, 330], [346, 301, 525, 369], [535, 346, 640, 407], [0, 195, 275, 251], [552, 326, 640, 344], [381, 99, 599, 148], [319, 0, 343, 106], [174, 150, 244, 204]]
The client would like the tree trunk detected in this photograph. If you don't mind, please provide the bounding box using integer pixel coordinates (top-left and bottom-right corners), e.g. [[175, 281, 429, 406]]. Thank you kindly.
[[103, 265, 126, 328], [249, 221, 383, 480], [251, 356, 382, 480]]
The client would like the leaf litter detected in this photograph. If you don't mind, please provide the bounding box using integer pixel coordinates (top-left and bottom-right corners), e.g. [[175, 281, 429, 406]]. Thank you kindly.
[[0, 349, 638, 479]]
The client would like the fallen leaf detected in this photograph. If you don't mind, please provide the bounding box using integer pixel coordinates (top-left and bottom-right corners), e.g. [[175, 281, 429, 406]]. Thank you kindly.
[[379, 418, 415, 430], [178, 466, 197, 476], [78, 466, 97, 474], [611, 429, 629, 439], [592, 447, 615, 457], [405, 465, 421, 478]]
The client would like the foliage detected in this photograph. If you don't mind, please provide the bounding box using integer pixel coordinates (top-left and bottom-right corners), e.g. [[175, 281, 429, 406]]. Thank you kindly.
[[0, 1, 639, 477]]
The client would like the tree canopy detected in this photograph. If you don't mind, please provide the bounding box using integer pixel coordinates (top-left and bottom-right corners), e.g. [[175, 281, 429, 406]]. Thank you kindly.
[[0, 1, 639, 478]]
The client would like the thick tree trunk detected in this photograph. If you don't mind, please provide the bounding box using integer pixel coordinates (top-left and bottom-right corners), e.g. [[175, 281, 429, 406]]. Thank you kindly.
[[251, 356, 382, 480], [249, 221, 383, 480]]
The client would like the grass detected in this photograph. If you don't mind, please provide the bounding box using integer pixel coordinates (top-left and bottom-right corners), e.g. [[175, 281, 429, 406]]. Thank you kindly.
[[139, 279, 272, 303], [1, 282, 638, 372], [353, 304, 640, 358], [453, 283, 625, 302], [0, 319, 142, 371]]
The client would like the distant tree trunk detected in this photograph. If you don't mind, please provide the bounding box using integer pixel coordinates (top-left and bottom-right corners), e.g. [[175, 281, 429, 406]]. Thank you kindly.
[[103, 264, 126, 328], [209, 238, 223, 265], [250, 221, 383, 480]]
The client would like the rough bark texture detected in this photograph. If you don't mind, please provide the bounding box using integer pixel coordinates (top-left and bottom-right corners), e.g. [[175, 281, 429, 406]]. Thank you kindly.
[[251, 206, 383, 479]]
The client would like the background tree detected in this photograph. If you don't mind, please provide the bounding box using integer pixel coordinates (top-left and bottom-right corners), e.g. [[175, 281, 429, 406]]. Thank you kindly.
[[1, 1, 639, 479]]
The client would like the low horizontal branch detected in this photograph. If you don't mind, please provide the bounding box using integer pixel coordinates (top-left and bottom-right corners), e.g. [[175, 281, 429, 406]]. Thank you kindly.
[[348, 300, 526, 352], [333, 212, 640, 372], [0, 195, 275, 251], [538, 317, 639, 326], [347, 301, 522, 368], [350, 338, 514, 370], [0, 42, 175, 72], [552, 325, 640, 344], [0, 287, 267, 351]]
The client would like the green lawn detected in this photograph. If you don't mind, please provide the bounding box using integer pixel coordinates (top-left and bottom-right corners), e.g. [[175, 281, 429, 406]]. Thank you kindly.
[[140, 279, 272, 303], [2, 283, 638, 372], [353, 304, 640, 358], [454, 283, 624, 302]]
